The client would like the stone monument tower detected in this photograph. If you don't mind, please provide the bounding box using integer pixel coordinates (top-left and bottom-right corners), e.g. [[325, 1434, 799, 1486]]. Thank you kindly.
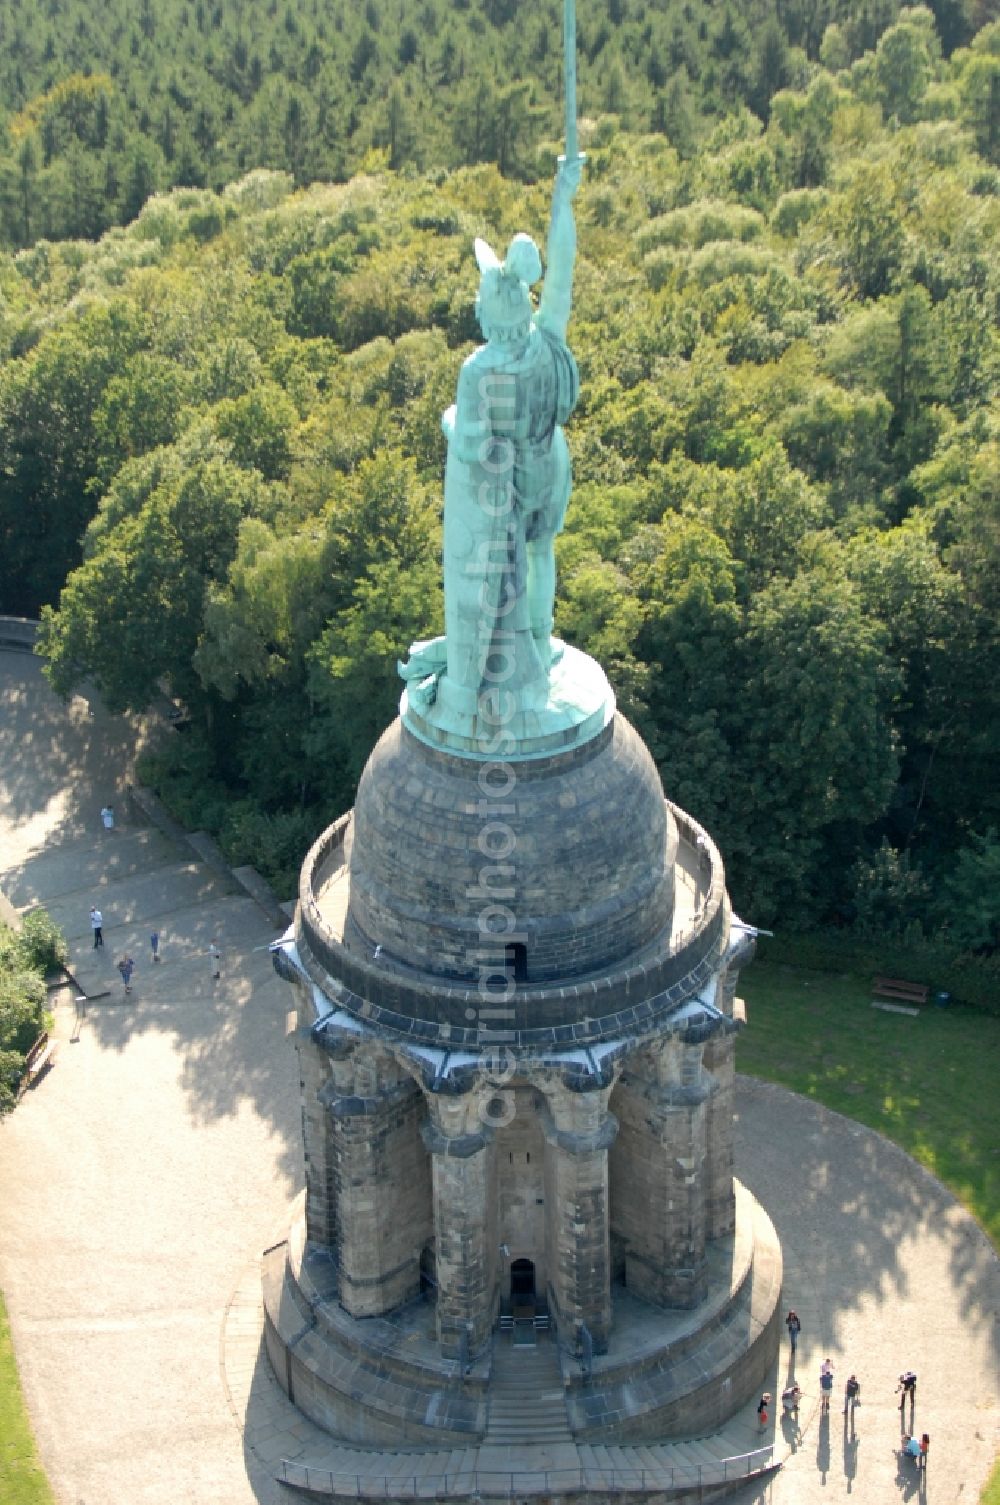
[[265, 4, 781, 1470]]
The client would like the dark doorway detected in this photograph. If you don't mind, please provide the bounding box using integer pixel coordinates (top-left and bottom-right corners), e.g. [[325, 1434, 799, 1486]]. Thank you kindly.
[[510, 1258, 535, 1299], [419, 1243, 436, 1298], [507, 942, 528, 983]]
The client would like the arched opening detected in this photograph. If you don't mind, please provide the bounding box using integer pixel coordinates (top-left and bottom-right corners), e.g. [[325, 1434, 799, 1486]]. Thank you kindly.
[[511, 1257, 535, 1301], [507, 941, 528, 983]]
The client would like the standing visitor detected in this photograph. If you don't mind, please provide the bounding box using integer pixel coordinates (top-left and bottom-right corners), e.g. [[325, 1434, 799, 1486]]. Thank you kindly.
[[209, 939, 221, 980], [844, 1374, 861, 1415], [785, 1310, 801, 1355], [820, 1359, 834, 1414], [101, 804, 115, 831], [117, 954, 134, 995], [150, 930, 161, 963], [90, 906, 104, 948]]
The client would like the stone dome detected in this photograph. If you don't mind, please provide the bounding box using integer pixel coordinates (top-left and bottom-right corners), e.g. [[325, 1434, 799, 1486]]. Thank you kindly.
[[344, 714, 678, 986], [294, 710, 730, 1049]]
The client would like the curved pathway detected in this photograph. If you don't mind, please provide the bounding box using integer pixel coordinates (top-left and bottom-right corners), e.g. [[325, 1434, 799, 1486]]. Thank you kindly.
[[0, 648, 997, 1505]]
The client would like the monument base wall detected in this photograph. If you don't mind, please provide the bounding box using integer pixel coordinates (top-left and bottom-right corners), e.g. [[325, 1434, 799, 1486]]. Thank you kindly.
[[262, 1181, 780, 1450], [564, 1186, 782, 1441]]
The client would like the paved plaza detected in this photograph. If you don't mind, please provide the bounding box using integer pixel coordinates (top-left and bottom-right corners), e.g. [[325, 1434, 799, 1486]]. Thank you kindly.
[[0, 647, 997, 1504]]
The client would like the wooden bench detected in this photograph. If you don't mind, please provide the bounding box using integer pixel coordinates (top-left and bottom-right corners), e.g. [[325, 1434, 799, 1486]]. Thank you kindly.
[[873, 977, 929, 1005], [17, 1032, 57, 1097]]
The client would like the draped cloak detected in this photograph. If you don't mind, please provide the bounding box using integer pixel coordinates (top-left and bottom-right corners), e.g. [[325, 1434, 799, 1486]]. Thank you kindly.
[[442, 323, 580, 700]]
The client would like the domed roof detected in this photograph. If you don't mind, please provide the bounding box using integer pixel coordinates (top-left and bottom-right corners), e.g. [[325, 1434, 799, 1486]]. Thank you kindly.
[[345, 714, 677, 987], [294, 711, 730, 1051]]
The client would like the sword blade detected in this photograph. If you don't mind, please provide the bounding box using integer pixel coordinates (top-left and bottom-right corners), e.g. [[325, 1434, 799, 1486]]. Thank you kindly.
[[564, 0, 578, 160]]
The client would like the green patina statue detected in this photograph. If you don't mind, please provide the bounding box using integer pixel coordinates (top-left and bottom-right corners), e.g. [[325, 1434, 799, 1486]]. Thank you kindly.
[[400, 1, 614, 757]]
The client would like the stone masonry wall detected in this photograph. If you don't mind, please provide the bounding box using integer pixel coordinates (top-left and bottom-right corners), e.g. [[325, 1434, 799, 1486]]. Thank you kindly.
[[495, 1090, 548, 1304], [609, 1043, 710, 1310], [702, 1034, 737, 1241]]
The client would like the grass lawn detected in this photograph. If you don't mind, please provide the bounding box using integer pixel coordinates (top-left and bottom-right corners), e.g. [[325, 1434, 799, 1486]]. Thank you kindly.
[[984, 1459, 1000, 1505], [0, 1291, 54, 1505], [738, 958, 1000, 1250], [740, 958, 1000, 1503]]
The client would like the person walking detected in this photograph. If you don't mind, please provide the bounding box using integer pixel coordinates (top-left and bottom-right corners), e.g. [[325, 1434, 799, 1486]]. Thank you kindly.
[[919, 1433, 930, 1470], [150, 930, 161, 964], [757, 1392, 771, 1429], [209, 939, 221, 980], [820, 1358, 834, 1414], [844, 1373, 861, 1416], [101, 804, 115, 831], [90, 906, 104, 948], [117, 954, 135, 995], [785, 1309, 801, 1355], [897, 1370, 917, 1417]]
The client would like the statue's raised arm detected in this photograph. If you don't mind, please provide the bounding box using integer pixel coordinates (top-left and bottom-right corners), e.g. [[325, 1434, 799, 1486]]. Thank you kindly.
[[537, 154, 584, 345], [397, 9, 614, 756]]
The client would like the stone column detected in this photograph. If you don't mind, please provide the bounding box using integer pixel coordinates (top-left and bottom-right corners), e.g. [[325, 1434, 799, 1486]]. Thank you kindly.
[[314, 1034, 431, 1317], [701, 935, 751, 1241], [611, 1038, 711, 1310], [296, 1017, 338, 1248], [422, 1096, 498, 1362], [702, 1030, 737, 1240], [541, 1084, 617, 1357]]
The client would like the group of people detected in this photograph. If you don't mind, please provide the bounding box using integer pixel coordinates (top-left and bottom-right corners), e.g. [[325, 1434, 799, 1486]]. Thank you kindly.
[[775, 1312, 929, 1471], [815, 1357, 863, 1416], [93, 802, 225, 988], [89, 898, 223, 994]]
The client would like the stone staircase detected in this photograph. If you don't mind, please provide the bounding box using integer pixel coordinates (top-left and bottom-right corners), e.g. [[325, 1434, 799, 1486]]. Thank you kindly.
[[245, 1311, 779, 1502], [274, 1428, 775, 1502], [485, 1331, 572, 1443]]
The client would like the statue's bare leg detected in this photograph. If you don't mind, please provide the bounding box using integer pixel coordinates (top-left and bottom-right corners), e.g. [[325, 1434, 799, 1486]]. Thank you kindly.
[[527, 537, 557, 667]]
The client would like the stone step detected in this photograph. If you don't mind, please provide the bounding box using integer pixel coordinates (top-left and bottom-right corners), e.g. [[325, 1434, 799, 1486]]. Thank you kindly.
[[491, 1379, 560, 1391], [484, 1408, 566, 1420], [488, 1416, 569, 1429], [670, 1438, 724, 1474], [489, 1393, 566, 1405], [487, 1418, 568, 1431]]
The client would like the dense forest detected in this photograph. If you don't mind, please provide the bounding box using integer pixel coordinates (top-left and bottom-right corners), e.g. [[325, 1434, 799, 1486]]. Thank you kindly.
[[0, 0, 995, 247], [0, 5, 998, 991]]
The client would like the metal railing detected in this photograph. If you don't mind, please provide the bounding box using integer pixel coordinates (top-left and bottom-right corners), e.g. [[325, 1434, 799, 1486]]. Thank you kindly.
[[278, 1446, 777, 1498]]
